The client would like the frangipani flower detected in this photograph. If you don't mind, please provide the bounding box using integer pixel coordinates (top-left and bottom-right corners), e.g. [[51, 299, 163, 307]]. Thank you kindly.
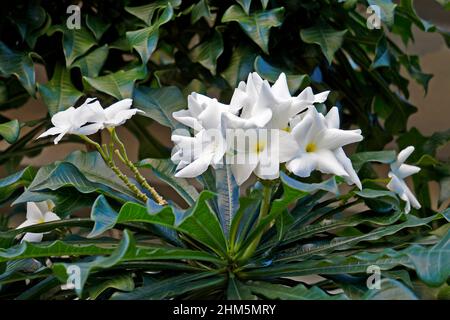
[[227, 72, 330, 130], [171, 129, 227, 178], [387, 146, 421, 213], [286, 106, 363, 182], [80, 98, 144, 130], [324, 107, 362, 189], [228, 128, 298, 185], [16, 201, 60, 243], [37, 98, 104, 144], [173, 93, 240, 131]]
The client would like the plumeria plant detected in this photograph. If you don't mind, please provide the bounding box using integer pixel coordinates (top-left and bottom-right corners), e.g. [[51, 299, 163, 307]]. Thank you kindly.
[[0, 0, 449, 300], [0, 71, 448, 300]]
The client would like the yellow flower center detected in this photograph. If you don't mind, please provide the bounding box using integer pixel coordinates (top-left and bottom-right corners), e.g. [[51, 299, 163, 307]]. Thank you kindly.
[[255, 141, 265, 154], [306, 143, 317, 153], [37, 218, 45, 224], [282, 126, 291, 132]]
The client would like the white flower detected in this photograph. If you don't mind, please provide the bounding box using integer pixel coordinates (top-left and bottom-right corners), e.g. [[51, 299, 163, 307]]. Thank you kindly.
[[323, 107, 362, 189], [38, 98, 143, 144], [228, 127, 298, 185], [171, 129, 227, 178], [80, 98, 144, 130], [37, 98, 104, 144], [227, 72, 329, 130], [173, 92, 240, 131], [387, 146, 421, 213], [286, 106, 363, 182], [16, 201, 60, 243]]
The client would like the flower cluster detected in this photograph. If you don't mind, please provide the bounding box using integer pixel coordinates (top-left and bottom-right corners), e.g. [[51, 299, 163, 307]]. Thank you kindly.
[[171, 72, 363, 187], [38, 98, 143, 144]]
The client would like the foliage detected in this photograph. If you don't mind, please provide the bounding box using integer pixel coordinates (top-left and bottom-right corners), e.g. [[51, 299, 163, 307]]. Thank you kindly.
[[0, 0, 449, 300]]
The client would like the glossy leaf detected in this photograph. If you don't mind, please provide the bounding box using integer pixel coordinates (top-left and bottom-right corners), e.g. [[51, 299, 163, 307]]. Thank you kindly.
[[0, 119, 20, 144], [0, 41, 36, 96], [222, 5, 285, 53], [71, 45, 109, 77], [83, 66, 147, 100], [300, 23, 347, 64], [190, 30, 224, 75], [133, 86, 185, 129], [38, 63, 83, 115]]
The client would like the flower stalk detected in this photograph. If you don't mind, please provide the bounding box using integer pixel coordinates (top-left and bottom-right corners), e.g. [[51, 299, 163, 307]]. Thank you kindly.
[[236, 182, 272, 264], [109, 128, 167, 205], [78, 134, 148, 203]]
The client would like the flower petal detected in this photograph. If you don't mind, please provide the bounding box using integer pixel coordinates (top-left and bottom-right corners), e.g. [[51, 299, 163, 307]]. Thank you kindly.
[[174, 151, 214, 178], [21, 232, 43, 243], [314, 149, 348, 177], [325, 106, 340, 129], [231, 161, 258, 185], [286, 153, 318, 178], [317, 128, 363, 150], [271, 73, 291, 100], [104, 98, 133, 118], [43, 211, 61, 223], [26, 202, 44, 221], [334, 147, 362, 189]]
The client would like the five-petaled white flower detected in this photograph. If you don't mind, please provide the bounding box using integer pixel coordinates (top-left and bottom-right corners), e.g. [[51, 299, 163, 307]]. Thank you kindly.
[[387, 146, 421, 213], [38, 98, 143, 144], [80, 98, 144, 130], [37, 98, 104, 144], [286, 106, 363, 184], [16, 201, 60, 243]]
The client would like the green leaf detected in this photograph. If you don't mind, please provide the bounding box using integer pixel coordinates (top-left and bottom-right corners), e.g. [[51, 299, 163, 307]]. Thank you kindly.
[[133, 86, 185, 129], [227, 273, 256, 300], [254, 56, 310, 94], [0, 41, 36, 96], [221, 45, 257, 88], [136, 158, 199, 206], [236, 0, 252, 15], [38, 63, 83, 115], [368, 0, 397, 27], [362, 278, 418, 300], [13, 151, 140, 205], [274, 213, 445, 263], [116, 191, 227, 255], [83, 65, 147, 100], [404, 230, 450, 287], [189, 30, 224, 75], [125, 0, 181, 26], [0, 166, 36, 203], [14, 3, 48, 48], [246, 281, 347, 300], [238, 174, 338, 251], [371, 37, 391, 69], [111, 272, 224, 300], [300, 23, 347, 64], [191, 0, 212, 24], [48, 25, 97, 67], [126, 27, 159, 64], [0, 119, 20, 144], [71, 45, 109, 78], [222, 5, 285, 54], [85, 15, 111, 41], [88, 195, 119, 238], [350, 150, 396, 172], [88, 274, 134, 299], [215, 165, 239, 237]]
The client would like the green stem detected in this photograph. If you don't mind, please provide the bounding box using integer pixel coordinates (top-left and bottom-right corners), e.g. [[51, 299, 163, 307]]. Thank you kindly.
[[78, 135, 148, 203], [236, 182, 272, 263], [109, 128, 167, 205]]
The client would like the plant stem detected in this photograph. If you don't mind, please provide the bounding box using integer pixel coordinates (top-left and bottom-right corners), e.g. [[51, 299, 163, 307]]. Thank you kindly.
[[109, 128, 167, 205], [236, 182, 272, 263], [78, 135, 148, 203]]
